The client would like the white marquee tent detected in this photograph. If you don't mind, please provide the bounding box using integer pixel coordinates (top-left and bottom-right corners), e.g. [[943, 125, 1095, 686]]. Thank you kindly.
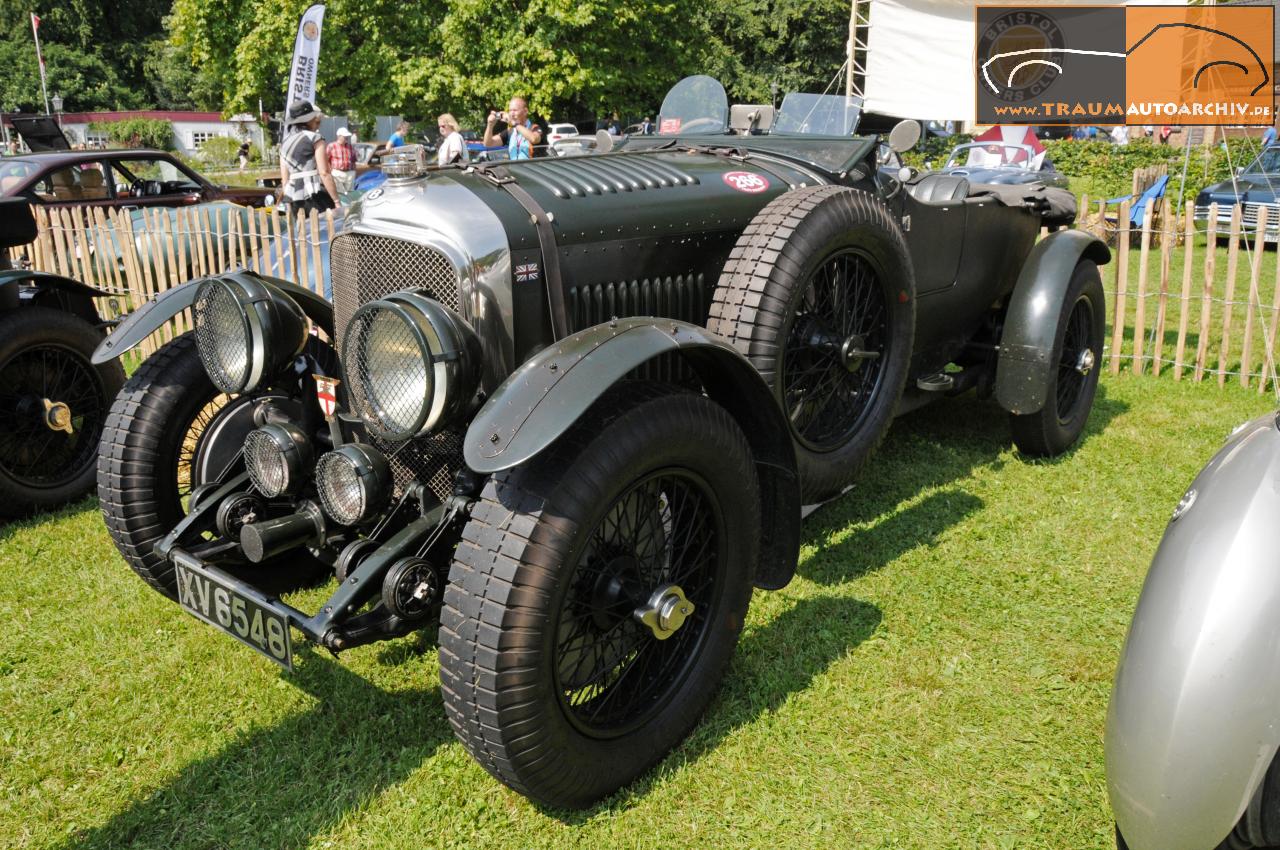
[[861, 0, 1179, 122]]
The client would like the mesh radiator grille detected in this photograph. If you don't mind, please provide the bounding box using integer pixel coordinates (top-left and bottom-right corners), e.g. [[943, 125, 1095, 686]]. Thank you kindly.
[[329, 232, 463, 502], [330, 232, 459, 353]]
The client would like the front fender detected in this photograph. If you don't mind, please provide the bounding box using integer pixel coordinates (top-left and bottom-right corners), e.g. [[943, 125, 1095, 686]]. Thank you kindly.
[[463, 317, 802, 590], [1107, 412, 1280, 850], [0, 268, 113, 322], [92, 271, 333, 364], [995, 229, 1109, 414]]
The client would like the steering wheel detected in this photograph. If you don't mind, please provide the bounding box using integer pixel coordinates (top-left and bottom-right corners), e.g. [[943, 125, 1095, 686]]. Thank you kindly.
[[129, 179, 147, 198]]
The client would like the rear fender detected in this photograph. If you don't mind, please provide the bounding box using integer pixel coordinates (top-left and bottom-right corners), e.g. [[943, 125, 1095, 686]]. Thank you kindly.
[[995, 229, 1109, 414], [92, 271, 333, 364], [1106, 412, 1280, 850], [463, 317, 802, 590], [0, 268, 112, 324]]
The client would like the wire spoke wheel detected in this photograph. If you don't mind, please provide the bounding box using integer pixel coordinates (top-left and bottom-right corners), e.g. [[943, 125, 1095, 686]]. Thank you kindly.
[[555, 469, 723, 737], [1009, 259, 1105, 457], [442, 387, 760, 808], [782, 249, 889, 452], [0, 343, 106, 488], [708, 186, 914, 502], [0, 307, 123, 517], [1054, 296, 1094, 424]]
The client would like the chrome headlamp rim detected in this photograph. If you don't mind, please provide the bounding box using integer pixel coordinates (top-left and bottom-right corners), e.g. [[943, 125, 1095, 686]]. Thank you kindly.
[[193, 274, 308, 395], [341, 298, 436, 441], [342, 290, 480, 443]]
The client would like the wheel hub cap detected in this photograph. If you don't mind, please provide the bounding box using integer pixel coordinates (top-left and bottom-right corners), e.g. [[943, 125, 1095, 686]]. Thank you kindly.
[[1076, 348, 1096, 376], [634, 584, 695, 640], [42, 399, 73, 434], [839, 334, 880, 373]]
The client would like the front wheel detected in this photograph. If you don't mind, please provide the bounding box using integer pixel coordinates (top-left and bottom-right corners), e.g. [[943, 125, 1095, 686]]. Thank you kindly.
[[97, 333, 327, 600], [1009, 259, 1105, 457], [440, 386, 761, 808]]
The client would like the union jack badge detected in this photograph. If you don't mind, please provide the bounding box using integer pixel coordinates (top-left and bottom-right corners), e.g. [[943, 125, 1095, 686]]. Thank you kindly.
[[314, 374, 340, 419], [515, 262, 540, 282]]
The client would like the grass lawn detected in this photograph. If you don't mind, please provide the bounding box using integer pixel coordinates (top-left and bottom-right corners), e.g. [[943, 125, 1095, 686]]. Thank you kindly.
[[1, 374, 1273, 850]]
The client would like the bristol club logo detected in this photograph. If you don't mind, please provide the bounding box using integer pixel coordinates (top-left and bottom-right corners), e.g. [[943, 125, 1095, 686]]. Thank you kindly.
[[723, 171, 769, 194]]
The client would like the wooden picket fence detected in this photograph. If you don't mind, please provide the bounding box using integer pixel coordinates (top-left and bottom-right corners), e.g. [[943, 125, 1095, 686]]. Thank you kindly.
[[15, 204, 339, 359], [1078, 190, 1280, 394], [14, 192, 1280, 396]]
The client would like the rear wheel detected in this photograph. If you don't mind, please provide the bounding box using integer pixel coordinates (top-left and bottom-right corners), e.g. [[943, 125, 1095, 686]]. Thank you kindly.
[[97, 333, 327, 600], [708, 186, 915, 502], [0, 307, 124, 518], [1009, 260, 1105, 457], [440, 386, 760, 807]]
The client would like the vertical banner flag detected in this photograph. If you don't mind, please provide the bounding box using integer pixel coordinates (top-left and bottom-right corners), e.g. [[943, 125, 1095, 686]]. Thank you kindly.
[[31, 12, 50, 115], [286, 4, 326, 115]]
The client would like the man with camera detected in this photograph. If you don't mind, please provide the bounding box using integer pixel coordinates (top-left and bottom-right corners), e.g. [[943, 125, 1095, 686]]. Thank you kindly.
[[484, 97, 543, 160]]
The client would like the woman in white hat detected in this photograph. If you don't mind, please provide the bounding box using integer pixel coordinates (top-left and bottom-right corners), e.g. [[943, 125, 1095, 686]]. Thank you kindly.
[[279, 100, 339, 214]]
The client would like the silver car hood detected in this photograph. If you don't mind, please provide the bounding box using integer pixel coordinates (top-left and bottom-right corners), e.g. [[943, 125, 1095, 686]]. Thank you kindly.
[[343, 172, 514, 383], [1107, 411, 1280, 850]]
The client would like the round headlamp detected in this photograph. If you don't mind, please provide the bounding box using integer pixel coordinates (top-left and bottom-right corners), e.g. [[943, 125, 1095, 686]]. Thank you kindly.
[[243, 422, 312, 498], [316, 443, 391, 526], [341, 292, 480, 440], [193, 274, 308, 394]]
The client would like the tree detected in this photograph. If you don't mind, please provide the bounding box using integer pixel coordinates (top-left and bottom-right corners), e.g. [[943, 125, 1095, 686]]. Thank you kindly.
[[0, 0, 169, 111], [0, 38, 142, 112]]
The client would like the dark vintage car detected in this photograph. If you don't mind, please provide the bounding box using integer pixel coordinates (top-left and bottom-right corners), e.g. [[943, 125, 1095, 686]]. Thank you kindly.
[[0, 198, 124, 517], [1194, 144, 1280, 241], [92, 76, 1108, 808], [2, 115, 271, 210], [939, 127, 1068, 189]]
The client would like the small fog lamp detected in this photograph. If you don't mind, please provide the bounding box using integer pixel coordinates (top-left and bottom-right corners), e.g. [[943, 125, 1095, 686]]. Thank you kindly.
[[243, 422, 312, 498], [316, 443, 391, 526]]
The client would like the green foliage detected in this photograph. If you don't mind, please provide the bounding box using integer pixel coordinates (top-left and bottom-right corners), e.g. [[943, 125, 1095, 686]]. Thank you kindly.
[[198, 134, 260, 165], [88, 118, 175, 151], [0, 0, 168, 111], [165, 0, 860, 126], [0, 38, 143, 112]]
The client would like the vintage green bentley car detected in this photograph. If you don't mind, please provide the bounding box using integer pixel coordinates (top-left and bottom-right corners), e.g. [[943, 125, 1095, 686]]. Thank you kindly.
[[92, 76, 1107, 808]]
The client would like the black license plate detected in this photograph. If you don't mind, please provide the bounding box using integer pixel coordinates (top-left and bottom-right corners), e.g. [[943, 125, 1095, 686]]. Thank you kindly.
[[175, 560, 293, 671]]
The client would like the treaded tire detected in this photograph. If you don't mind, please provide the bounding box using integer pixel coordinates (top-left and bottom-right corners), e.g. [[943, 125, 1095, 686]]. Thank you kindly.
[[707, 185, 915, 502], [0, 306, 124, 518], [1009, 260, 1105, 457], [440, 385, 760, 808], [97, 332, 326, 600]]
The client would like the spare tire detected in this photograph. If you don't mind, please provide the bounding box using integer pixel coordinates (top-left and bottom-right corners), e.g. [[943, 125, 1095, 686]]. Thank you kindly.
[[707, 186, 915, 502]]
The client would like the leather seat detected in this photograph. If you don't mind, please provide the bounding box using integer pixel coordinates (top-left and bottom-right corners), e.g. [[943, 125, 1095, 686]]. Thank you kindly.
[[79, 168, 108, 199], [906, 174, 971, 203]]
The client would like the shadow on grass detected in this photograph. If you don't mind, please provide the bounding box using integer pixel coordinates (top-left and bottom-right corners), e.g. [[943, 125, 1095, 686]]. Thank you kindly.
[[58, 655, 452, 850], [45, 383, 1132, 838]]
